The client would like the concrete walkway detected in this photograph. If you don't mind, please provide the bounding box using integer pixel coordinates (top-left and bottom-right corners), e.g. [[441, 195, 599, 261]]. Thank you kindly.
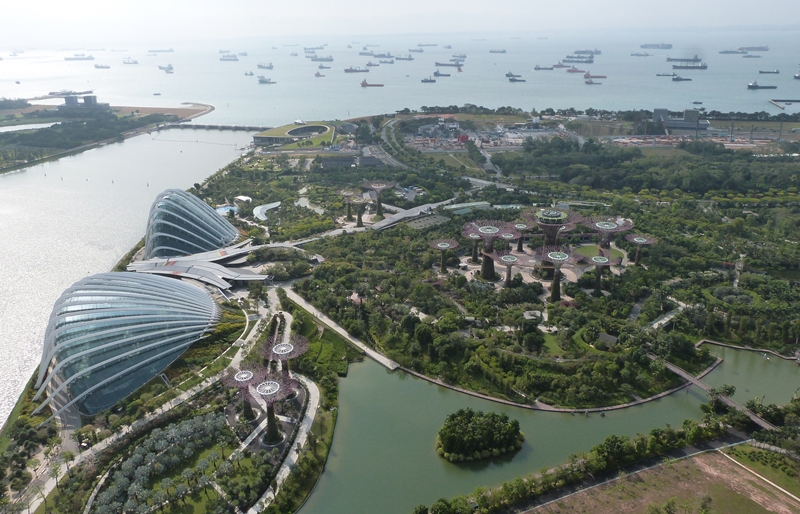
[[284, 289, 399, 370]]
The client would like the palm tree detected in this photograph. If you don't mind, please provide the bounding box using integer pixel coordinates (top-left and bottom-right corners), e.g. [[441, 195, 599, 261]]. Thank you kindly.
[[198, 475, 212, 501], [207, 450, 220, 470], [160, 477, 174, 498], [181, 468, 195, 486], [152, 490, 168, 513]]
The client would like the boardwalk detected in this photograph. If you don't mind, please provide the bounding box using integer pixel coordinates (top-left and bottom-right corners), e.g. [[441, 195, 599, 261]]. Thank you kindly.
[[648, 353, 776, 430]]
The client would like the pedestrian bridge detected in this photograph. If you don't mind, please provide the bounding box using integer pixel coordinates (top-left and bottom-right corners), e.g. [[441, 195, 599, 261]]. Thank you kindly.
[[161, 123, 272, 131]]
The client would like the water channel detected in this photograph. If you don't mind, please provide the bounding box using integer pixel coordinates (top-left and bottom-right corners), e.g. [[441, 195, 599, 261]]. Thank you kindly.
[[300, 349, 799, 514]]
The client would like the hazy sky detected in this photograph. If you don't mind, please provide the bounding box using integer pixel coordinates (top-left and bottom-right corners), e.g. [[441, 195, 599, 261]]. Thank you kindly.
[[3, 0, 799, 46]]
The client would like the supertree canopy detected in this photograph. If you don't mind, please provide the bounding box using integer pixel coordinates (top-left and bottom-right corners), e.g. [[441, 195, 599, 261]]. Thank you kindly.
[[351, 195, 368, 228], [363, 181, 396, 217], [222, 365, 269, 423], [429, 239, 460, 273], [495, 251, 535, 287], [512, 222, 530, 252], [535, 246, 581, 302], [462, 220, 516, 280], [589, 251, 622, 297], [261, 334, 310, 372], [625, 233, 656, 266], [252, 371, 297, 444], [527, 209, 582, 246], [341, 190, 356, 221], [585, 216, 634, 249]]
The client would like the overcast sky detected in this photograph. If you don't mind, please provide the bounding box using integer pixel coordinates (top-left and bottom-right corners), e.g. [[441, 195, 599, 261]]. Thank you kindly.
[[3, 0, 799, 46]]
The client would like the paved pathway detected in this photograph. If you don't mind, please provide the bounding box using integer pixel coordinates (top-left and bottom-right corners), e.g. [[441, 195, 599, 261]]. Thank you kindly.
[[284, 289, 399, 370]]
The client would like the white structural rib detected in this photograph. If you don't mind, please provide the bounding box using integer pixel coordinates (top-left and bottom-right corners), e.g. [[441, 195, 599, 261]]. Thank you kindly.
[[33, 273, 219, 421], [144, 189, 239, 260]]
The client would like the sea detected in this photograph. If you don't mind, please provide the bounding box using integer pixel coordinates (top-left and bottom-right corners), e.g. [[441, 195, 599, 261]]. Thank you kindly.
[[2, 27, 800, 127], [0, 26, 799, 429]]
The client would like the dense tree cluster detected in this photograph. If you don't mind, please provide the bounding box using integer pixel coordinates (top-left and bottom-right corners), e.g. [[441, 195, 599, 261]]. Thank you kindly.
[[436, 408, 524, 462]]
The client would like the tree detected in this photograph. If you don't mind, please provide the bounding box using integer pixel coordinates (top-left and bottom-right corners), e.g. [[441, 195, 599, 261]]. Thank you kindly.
[[160, 477, 174, 498], [61, 451, 75, 476], [152, 490, 168, 513], [175, 484, 189, 504], [48, 461, 62, 492]]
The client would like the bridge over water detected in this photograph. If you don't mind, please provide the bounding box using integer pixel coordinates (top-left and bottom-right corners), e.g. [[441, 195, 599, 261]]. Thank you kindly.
[[161, 122, 272, 132], [647, 353, 776, 431]]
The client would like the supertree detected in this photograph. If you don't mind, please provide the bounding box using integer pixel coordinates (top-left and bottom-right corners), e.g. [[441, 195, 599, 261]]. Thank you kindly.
[[495, 251, 535, 288], [340, 190, 356, 221], [512, 222, 530, 252], [351, 195, 368, 228], [585, 216, 634, 249], [625, 233, 656, 266], [252, 372, 296, 444], [499, 227, 522, 252], [363, 181, 396, 217], [261, 334, 310, 373], [526, 208, 583, 246], [222, 366, 269, 422], [588, 251, 622, 297], [462, 220, 515, 280], [429, 239, 460, 273], [535, 246, 580, 302]]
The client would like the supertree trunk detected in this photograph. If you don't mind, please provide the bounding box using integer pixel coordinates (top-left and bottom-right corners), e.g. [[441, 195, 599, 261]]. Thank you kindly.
[[376, 193, 383, 217], [265, 404, 281, 444], [440, 250, 447, 273], [594, 268, 603, 297], [471, 240, 479, 262], [346, 203, 352, 221], [356, 206, 364, 228], [481, 255, 496, 280], [635, 245, 642, 266], [600, 238, 611, 250], [516, 237, 524, 252], [504, 267, 513, 287], [550, 269, 561, 302]]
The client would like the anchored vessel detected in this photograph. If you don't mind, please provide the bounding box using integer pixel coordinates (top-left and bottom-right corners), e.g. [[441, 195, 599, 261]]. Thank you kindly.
[[747, 81, 777, 89], [94, 64, 110, 69], [257, 62, 273, 69], [64, 54, 94, 61], [489, 49, 507, 53], [421, 76, 436, 83], [535, 65, 553, 70], [672, 76, 692, 81], [360, 79, 383, 87], [672, 62, 708, 70], [641, 43, 672, 49], [667, 54, 702, 62], [258, 76, 276, 84], [345, 66, 369, 73], [220, 54, 239, 61]]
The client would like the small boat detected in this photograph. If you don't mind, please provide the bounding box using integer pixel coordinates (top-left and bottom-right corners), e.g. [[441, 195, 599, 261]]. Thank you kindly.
[[434, 69, 450, 77], [165, 69, 173, 74], [220, 54, 238, 61], [489, 49, 507, 53], [672, 76, 692, 81], [396, 55, 414, 61], [759, 70, 779, 74], [318, 64, 330, 69], [795, 73, 800, 80], [421, 76, 436, 83], [409, 48, 423, 53], [257, 62, 273, 69], [443, 45, 452, 49], [158, 64, 173, 71], [509, 77, 526, 82], [585, 78, 601, 85], [457, 66, 462, 72], [692, 101, 703, 104], [534, 65, 553, 71], [94, 64, 110, 69], [245, 71, 254, 76], [315, 72, 325, 77], [379, 59, 394, 64], [566, 67, 585, 73], [153, 93, 161, 96], [360, 80, 383, 87], [505, 71, 521, 78], [743, 54, 761, 58], [747, 81, 777, 89], [631, 52, 651, 57], [657, 72, 677, 76], [583, 71, 607, 79], [359, 51, 374, 56], [123, 57, 138, 64], [258, 76, 276, 84]]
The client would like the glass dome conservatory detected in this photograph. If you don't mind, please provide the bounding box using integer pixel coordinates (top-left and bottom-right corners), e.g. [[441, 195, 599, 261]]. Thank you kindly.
[[144, 189, 239, 260], [33, 273, 220, 420]]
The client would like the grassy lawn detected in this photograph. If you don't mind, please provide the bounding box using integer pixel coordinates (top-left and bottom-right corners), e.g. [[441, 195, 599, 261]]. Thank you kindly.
[[427, 152, 483, 171], [725, 444, 800, 497], [163, 488, 220, 514], [536, 451, 793, 514], [575, 245, 624, 260], [542, 333, 561, 356]]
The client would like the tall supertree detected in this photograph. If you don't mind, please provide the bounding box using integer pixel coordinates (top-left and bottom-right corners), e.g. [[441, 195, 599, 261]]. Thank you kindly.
[[499, 227, 522, 252], [527, 208, 583, 246], [351, 195, 368, 228], [341, 190, 356, 221], [462, 220, 515, 280], [363, 181, 396, 217], [513, 222, 530, 252], [495, 251, 535, 288], [462, 229, 482, 263], [253, 372, 296, 444], [535, 246, 580, 302], [585, 216, 634, 249], [589, 252, 622, 297], [625, 233, 656, 266], [261, 334, 310, 373], [429, 239, 460, 273], [222, 366, 269, 422]]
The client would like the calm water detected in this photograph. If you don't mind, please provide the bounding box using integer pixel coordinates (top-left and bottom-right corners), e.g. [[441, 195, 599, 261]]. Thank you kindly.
[[301, 349, 799, 514], [2, 28, 799, 127], [0, 130, 252, 426]]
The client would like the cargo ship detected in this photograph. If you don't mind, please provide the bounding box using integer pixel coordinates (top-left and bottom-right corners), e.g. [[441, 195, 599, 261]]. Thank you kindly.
[[374, 53, 393, 58], [434, 69, 450, 77], [508, 77, 526, 82], [743, 55, 762, 59], [409, 48, 423, 53], [258, 76, 276, 84], [344, 66, 369, 73], [148, 48, 174, 53], [739, 46, 769, 52], [396, 55, 415, 61], [553, 62, 569, 68], [672, 76, 692, 81], [562, 57, 593, 64], [421, 76, 436, 83], [574, 49, 601, 55], [220, 54, 239, 61], [318, 64, 330, 69], [289, 52, 298, 56], [315, 72, 324, 77], [747, 81, 776, 89], [379, 59, 394, 64], [359, 51, 373, 56], [418, 43, 437, 47], [631, 52, 651, 57], [672, 63, 707, 70], [505, 71, 521, 78], [489, 49, 507, 53], [720, 49, 748, 54], [585, 78, 602, 85], [123, 57, 138, 64], [435, 61, 462, 67], [94, 64, 110, 69], [65, 54, 94, 61], [534, 65, 553, 70], [257, 62, 273, 69], [641, 43, 672, 49], [584, 71, 607, 78], [245, 71, 254, 76], [452, 53, 467, 59], [657, 72, 677, 77], [443, 45, 452, 49], [304, 46, 324, 51], [311, 56, 333, 62], [566, 67, 585, 73], [158, 64, 173, 71], [361, 80, 383, 87], [759, 70, 779, 74], [666, 54, 702, 62], [366, 61, 379, 67]]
